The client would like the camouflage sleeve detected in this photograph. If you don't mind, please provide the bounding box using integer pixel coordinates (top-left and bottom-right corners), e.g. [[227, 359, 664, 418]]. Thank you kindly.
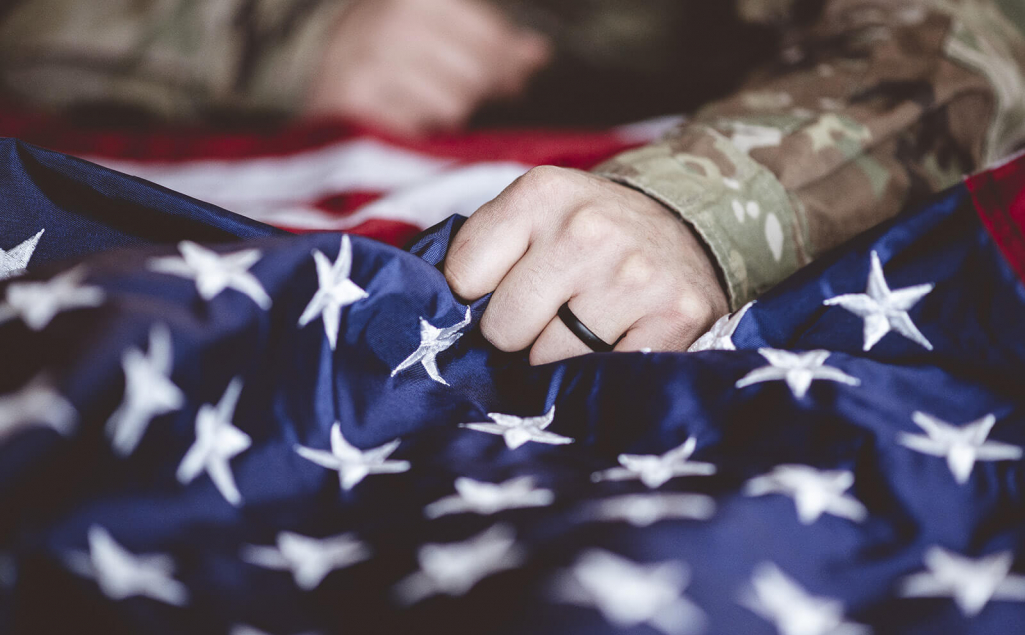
[[0, 0, 351, 119], [594, 0, 1025, 309]]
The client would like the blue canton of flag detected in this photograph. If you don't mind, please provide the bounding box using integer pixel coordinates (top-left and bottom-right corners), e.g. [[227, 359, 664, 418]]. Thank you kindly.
[[0, 138, 1023, 634]]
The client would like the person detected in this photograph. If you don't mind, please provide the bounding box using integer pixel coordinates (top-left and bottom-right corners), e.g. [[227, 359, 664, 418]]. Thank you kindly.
[[2, 0, 1024, 364], [0, 0, 774, 130], [447, 0, 1025, 365]]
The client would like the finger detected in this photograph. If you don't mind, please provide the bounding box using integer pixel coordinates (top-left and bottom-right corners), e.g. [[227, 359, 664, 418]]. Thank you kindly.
[[527, 288, 644, 364], [509, 30, 552, 66], [491, 32, 551, 96], [427, 0, 550, 96], [528, 315, 592, 365], [339, 87, 430, 137], [614, 308, 714, 354], [480, 248, 572, 352], [317, 62, 442, 136], [414, 31, 492, 104], [443, 173, 540, 301], [428, 0, 518, 54], [386, 70, 476, 131]]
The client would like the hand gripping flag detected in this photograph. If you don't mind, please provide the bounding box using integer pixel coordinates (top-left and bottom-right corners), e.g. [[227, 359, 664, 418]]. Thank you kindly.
[[0, 137, 1024, 635]]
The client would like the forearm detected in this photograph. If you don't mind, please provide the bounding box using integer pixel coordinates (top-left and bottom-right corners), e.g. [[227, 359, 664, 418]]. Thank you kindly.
[[595, 0, 1025, 309]]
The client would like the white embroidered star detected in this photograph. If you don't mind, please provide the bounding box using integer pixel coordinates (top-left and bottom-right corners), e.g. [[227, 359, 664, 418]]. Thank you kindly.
[[0, 266, 104, 330], [241, 531, 371, 591], [740, 562, 868, 635], [460, 406, 572, 450], [823, 251, 934, 351], [898, 412, 1023, 484], [148, 241, 271, 309], [744, 465, 867, 525], [65, 525, 189, 606], [297, 235, 368, 350], [393, 524, 524, 606], [105, 325, 185, 457], [899, 547, 1025, 617], [176, 378, 252, 506], [688, 301, 754, 352], [0, 228, 43, 280], [295, 422, 410, 491], [589, 493, 716, 527], [424, 476, 555, 519], [735, 349, 860, 400], [553, 549, 705, 635], [0, 374, 77, 445], [592, 438, 716, 489], [391, 307, 471, 385]]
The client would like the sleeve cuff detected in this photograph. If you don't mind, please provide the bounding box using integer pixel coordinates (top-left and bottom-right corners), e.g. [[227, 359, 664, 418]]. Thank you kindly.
[[593, 125, 811, 309]]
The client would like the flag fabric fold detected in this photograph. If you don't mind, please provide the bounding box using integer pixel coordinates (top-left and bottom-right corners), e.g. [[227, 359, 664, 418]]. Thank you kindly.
[[0, 137, 1023, 635], [0, 108, 671, 246]]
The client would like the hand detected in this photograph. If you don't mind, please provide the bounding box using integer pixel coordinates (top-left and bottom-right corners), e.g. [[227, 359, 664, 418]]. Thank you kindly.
[[444, 167, 730, 365], [305, 0, 551, 137]]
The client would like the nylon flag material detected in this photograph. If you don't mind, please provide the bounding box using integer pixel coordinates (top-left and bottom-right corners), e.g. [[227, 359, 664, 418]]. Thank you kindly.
[[0, 136, 1024, 635]]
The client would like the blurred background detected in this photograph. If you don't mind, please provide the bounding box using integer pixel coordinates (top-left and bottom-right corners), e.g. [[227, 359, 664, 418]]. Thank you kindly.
[[0, 0, 786, 135]]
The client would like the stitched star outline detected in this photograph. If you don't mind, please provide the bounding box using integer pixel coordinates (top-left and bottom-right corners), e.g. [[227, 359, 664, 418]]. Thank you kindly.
[[0, 228, 44, 280], [899, 411, 1022, 484], [297, 235, 368, 350], [149, 241, 271, 309], [592, 438, 716, 489], [391, 307, 472, 385], [735, 349, 860, 399], [295, 422, 410, 491], [823, 251, 934, 351], [461, 406, 572, 450]]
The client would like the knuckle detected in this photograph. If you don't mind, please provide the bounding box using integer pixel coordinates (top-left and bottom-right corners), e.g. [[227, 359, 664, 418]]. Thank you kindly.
[[615, 252, 657, 289], [520, 165, 564, 190], [670, 292, 717, 331], [564, 206, 615, 248]]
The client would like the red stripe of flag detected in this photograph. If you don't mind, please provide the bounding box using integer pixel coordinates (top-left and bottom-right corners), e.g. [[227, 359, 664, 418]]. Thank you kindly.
[[967, 152, 1025, 283]]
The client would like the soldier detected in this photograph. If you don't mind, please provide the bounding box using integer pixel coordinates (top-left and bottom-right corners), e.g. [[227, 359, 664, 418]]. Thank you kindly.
[[2, 0, 1024, 363], [445, 0, 1025, 364], [0, 0, 770, 132]]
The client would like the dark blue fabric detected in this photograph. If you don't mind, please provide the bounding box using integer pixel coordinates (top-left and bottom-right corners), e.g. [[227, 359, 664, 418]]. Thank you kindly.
[[0, 138, 282, 268], [0, 143, 1023, 635]]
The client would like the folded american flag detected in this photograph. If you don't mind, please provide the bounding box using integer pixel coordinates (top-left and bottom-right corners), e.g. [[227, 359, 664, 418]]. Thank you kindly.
[[0, 136, 1024, 635]]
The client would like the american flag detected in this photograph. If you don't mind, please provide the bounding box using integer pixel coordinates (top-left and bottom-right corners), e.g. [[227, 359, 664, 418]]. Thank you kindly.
[[0, 117, 1024, 635], [0, 106, 678, 245]]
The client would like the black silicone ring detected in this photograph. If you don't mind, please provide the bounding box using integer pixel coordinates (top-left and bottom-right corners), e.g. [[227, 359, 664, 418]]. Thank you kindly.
[[558, 302, 615, 353]]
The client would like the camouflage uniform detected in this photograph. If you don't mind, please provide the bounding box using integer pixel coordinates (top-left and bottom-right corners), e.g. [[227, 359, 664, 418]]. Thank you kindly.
[[1, 0, 1024, 309], [0, 0, 768, 123], [596, 0, 1025, 307], [0, 0, 353, 118]]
